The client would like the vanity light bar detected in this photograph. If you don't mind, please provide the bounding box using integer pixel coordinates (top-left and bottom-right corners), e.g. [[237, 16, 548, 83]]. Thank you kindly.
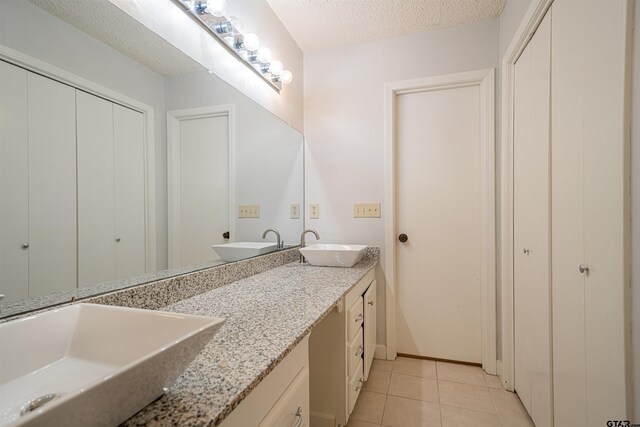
[[172, 0, 293, 92]]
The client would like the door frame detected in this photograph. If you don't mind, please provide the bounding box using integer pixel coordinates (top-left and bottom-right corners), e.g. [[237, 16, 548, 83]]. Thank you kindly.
[[500, 0, 554, 391], [384, 68, 496, 373], [167, 104, 236, 268], [0, 44, 157, 274]]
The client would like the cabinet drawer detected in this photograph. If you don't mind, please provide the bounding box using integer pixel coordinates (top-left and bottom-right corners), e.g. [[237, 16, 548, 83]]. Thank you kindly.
[[259, 366, 310, 427], [347, 359, 364, 417], [347, 296, 364, 341], [347, 327, 364, 379]]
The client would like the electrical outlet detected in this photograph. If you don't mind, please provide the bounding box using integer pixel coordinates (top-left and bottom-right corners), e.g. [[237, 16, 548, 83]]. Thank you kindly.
[[238, 204, 260, 218], [309, 203, 320, 219], [290, 203, 300, 219], [353, 203, 381, 218]]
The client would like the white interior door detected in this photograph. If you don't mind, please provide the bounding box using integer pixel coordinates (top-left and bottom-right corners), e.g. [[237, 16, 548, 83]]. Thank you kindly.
[[0, 61, 29, 302], [179, 114, 229, 267], [77, 90, 115, 287], [396, 84, 482, 363], [114, 104, 146, 279], [513, 11, 552, 427], [551, 0, 631, 424], [27, 72, 77, 297]]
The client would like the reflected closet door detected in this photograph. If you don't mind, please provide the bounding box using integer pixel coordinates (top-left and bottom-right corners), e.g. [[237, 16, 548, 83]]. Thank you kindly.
[[114, 104, 146, 279], [77, 90, 115, 287], [27, 73, 77, 296], [0, 61, 28, 302]]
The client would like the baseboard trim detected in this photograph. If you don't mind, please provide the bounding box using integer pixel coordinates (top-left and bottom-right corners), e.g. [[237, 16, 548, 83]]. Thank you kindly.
[[374, 344, 387, 360]]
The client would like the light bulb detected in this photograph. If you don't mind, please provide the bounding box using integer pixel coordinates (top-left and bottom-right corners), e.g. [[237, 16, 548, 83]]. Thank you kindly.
[[281, 70, 293, 84], [229, 16, 244, 35], [206, 0, 226, 16], [270, 60, 283, 76], [244, 33, 260, 52], [223, 35, 234, 45], [257, 47, 272, 63]]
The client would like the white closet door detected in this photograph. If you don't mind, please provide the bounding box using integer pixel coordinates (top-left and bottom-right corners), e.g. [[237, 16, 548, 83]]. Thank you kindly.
[[77, 90, 115, 287], [513, 11, 552, 427], [552, 0, 631, 424], [113, 104, 146, 279], [0, 61, 28, 302], [27, 73, 77, 297], [179, 114, 229, 267]]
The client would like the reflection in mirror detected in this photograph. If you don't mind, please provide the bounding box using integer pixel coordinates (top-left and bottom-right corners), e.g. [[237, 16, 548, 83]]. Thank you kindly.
[[0, 0, 304, 318]]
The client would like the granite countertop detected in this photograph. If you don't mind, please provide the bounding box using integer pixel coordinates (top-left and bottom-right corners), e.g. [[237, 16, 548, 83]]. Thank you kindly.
[[123, 250, 379, 427]]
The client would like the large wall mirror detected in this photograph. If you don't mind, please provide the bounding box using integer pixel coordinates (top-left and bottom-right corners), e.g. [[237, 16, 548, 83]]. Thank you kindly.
[[0, 0, 304, 318]]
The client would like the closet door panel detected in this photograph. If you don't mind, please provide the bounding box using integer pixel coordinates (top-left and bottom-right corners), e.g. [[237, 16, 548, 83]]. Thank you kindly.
[[113, 104, 146, 279], [27, 73, 77, 296], [0, 61, 29, 302], [77, 90, 115, 287], [579, 0, 630, 421]]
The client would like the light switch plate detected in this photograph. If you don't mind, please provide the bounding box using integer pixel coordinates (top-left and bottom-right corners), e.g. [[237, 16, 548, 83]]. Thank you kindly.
[[309, 203, 320, 219], [290, 204, 300, 219], [239, 204, 260, 218], [353, 203, 381, 218]]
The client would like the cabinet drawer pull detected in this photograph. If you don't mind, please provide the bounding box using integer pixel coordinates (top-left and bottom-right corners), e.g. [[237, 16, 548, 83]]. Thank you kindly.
[[368, 300, 374, 306], [294, 406, 302, 427], [355, 378, 364, 391], [355, 313, 363, 323], [355, 345, 364, 357]]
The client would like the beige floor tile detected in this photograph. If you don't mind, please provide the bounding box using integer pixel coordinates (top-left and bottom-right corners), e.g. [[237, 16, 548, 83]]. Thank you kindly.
[[483, 373, 504, 390], [436, 362, 486, 386], [381, 395, 441, 427], [441, 405, 502, 427], [345, 419, 381, 427], [392, 357, 437, 379], [363, 370, 392, 394], [438, 381, 496, 413], [351, 390, 386, 424], [388, 373, 439, 403], [489, 389, 534, 426], [372, 358, 394, 372]]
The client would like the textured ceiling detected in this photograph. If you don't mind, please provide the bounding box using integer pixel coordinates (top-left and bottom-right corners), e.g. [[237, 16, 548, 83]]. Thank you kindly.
[[267, 0, 506, 51], [28, 0, 202, 76]]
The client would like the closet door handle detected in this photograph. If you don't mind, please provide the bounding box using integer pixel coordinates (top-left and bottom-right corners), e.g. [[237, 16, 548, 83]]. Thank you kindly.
[[578, 264, 589, 274], [523, 248, 530, 255], [398, 234, 408, 243], [22, 243, 29, 249]]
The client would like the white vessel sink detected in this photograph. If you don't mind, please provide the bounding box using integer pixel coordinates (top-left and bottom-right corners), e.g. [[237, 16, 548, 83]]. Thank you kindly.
[[299, 244, 368, 268], [211, 242, 277, 262], [0, 304, 224, 427]]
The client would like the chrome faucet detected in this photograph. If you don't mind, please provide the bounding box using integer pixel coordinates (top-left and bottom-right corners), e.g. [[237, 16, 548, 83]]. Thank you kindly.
[[299, 229, 320, 263], [262, 229, 282, 249]]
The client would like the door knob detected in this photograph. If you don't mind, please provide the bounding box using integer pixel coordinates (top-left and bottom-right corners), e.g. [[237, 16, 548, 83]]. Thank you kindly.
[[115, 237, 121, 242], [22, 243, 29, 249], [523, 248, 530, 255], [223, 231, 230, 239], [398, 234, 408, 243], [578, 264, 589, 274]]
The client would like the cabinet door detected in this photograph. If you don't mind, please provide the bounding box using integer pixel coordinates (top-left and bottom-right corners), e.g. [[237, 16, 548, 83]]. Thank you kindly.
[[258, 367, 309, 427], [27, 73, 77, 296], [363, 281, 377, 381], [114, 104, 146, 279], [77, 90, 115, 287], [551, 0, 631, 424], [513, 11, 552, 427], [0, 61, 28, 302]]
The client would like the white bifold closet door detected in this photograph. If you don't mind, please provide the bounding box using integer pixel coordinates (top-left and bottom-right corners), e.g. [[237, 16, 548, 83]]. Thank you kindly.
[[0, 61, 29, 302], [513, 10, 552, 427], [27, 73, 77, 297], [551, 0, 631, 424], [77, 91, 145, 287]]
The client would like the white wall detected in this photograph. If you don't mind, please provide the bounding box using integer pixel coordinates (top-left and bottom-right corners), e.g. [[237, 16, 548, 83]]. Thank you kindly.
[[164, 70, 304, 246], [304, 19, 500, 347], [109, 0, 304, 132], [0, 0, 169, 270]]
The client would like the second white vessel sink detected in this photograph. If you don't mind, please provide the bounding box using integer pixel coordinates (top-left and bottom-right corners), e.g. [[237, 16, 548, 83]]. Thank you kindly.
[[0, 304, 224, 427], [211, 242, 277, 262], [299, 244, 368, 268]]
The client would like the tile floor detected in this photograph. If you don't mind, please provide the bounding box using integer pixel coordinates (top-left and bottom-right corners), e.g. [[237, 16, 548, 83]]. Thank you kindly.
[[345, 357, 534, 427]]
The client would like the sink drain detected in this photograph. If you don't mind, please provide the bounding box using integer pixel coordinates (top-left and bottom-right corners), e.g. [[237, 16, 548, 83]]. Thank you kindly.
[[20, 394, 60, 416]]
